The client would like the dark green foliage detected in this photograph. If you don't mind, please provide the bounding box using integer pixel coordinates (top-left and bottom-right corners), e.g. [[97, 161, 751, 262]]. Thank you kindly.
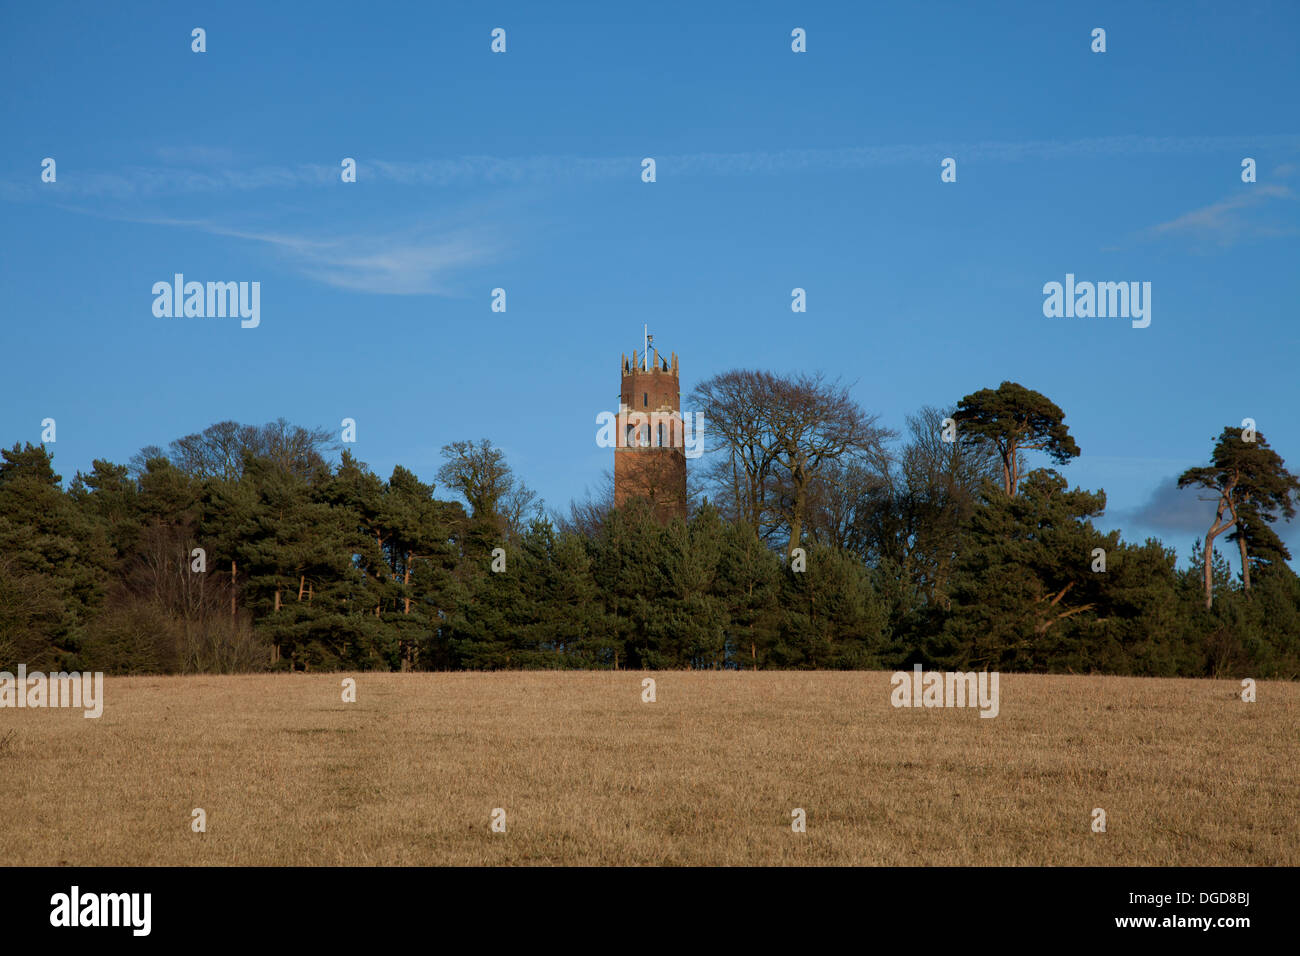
[[1180, 426, 1300, 607], [775, 542, 888, 668], [0, 443, 112, 670], [1, 408, 1297, 677], [953, 381, 1081, 496]]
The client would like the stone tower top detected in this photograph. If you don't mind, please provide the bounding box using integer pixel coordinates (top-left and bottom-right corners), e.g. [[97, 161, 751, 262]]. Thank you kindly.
[[615, 335, 687, 523], [621, 349, 679, 375]]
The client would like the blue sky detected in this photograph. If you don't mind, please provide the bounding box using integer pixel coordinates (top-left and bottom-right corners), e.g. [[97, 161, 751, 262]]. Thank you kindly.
[[2, 1, 1298, 565]]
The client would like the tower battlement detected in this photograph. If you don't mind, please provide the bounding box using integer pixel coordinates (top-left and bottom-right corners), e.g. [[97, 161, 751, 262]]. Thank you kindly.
[[621, 349, 679, 375]]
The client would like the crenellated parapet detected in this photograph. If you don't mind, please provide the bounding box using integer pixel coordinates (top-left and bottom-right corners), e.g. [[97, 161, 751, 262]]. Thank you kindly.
[[622, 349, 679, 375]]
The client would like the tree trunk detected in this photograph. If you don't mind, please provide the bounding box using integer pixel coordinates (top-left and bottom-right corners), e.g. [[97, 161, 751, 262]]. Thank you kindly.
[[298, 575, 305, 601], [1238, 533, 1251, 594], [1203, 536, 1215, 611], [1202, 498, 1236, 611], [404, 551, 412, 614], [788, 465, 807, 559], [230, 560, 237, 617]]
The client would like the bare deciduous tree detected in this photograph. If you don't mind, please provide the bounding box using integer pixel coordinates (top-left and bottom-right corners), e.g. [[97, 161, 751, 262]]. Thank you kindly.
[[693, 370, 893, 557], [141, 418, 335, 482], [438, 439, 542, 538], [691, 371, 778, 535], [557, 470, 614, 537]]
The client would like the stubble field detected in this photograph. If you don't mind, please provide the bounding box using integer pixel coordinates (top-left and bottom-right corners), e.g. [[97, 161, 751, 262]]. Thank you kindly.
[[2, 671, 1296, 866]]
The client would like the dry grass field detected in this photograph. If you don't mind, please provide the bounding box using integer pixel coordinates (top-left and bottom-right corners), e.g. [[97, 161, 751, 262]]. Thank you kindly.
[[1, 671, 1296, 866]]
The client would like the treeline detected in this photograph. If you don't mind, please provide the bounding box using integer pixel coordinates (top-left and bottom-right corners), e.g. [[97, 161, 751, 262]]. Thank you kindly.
[[1, 378, 1298, 678]]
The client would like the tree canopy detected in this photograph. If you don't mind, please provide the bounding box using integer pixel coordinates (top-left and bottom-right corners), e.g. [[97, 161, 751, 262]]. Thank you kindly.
[[1, 388, 1296, 679]]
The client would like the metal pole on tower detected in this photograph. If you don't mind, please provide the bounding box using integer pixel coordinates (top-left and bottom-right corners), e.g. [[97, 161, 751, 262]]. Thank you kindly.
[[643, 324, 648, 370]]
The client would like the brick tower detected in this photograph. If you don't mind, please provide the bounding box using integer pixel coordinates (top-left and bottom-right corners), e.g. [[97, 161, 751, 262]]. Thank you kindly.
[[615, 332, 687, 523]]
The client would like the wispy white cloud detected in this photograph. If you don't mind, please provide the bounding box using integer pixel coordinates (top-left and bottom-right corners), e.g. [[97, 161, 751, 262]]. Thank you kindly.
[[1144, 183, 1298, 246], [295, 235, 492, 295], [0, 163, 335, 201], [6, 133, 1298, 200], [115, 214, 496, 295]]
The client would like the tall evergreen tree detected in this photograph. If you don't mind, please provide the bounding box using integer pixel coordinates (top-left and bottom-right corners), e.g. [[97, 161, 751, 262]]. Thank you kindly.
[[952, 382, 1081, 496], [1179, 426, 1299, 607]]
